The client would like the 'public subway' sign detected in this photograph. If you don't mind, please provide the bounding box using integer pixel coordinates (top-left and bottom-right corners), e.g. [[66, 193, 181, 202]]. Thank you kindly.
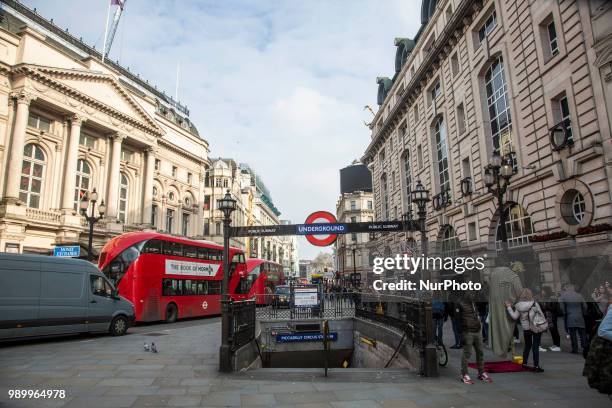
[[165, 260, 219, 277]]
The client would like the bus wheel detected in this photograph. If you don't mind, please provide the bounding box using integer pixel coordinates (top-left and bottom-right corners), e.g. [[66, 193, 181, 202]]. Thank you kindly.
[[110, 315, 128, 336], [165, 303, 178, 323]]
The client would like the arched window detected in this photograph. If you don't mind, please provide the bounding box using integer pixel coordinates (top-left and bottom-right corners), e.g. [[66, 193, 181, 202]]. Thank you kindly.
[[440, 225, 458, 257], [20, 144, 45, 208], [433, 117, 450, 194], [496, 204, 534, 249], [485, 56, 515, 167], [401, 151, 412, 214], [74, 159, 91, 211], [118, 173, 128, 223], [381, 174, 389, 220]]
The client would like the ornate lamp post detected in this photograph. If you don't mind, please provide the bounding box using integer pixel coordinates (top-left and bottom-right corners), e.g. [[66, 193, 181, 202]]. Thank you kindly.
[[483, 152, 513, 259], [411, 180, 430, 258], [217, 189, 237, 372], [79, 188, 105, 262]]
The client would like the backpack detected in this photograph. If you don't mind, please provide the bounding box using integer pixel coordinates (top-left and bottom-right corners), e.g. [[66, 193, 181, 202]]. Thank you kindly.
[[529, 302, 549, 333], [432, 300, 445, 318]]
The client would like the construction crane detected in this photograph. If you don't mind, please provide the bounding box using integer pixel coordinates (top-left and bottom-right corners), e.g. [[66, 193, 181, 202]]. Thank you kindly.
[[102, 0, 126, 62]]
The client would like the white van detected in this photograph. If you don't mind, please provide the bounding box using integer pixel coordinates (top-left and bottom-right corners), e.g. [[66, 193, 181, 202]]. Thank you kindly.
[[0, 253, 135, 340]]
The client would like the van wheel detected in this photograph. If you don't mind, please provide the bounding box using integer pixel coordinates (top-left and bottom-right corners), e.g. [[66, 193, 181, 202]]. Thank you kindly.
[[110, 316, 128, 336], [165, 303, 178, 323]]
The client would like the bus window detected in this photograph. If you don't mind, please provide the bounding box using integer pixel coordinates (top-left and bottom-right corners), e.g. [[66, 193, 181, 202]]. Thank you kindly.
[[197, 247, 208, 260], [102, 241, 145, 285], [142, 239, 163, 254], [164, 241, 183, 256], [184, 245, 198, 258], [209, 281, 221, 295]]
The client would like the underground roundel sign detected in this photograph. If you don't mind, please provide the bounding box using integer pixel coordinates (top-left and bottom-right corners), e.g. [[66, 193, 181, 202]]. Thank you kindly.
[[303, 211, 339, 247]]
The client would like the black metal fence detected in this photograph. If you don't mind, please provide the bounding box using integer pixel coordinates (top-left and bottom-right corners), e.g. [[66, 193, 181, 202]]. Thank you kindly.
[[255, 291, 357, 320], [228, 299, 256, 351], [355, 293, 433, 348]]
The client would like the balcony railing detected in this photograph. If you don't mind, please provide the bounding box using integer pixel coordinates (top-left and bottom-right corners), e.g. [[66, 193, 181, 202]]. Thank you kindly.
[[25, 208, 62, 223]]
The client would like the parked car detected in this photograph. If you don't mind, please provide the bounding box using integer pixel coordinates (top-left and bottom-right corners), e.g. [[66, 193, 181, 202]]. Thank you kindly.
[[0, 253, 135, 341], [273, 285, 291, 308]]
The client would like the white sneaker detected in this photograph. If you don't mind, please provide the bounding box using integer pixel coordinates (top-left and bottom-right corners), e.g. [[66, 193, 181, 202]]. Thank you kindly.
[[539, 347, 547, 352], [549, 346, 561, 352], [514, 338, 521, 344]]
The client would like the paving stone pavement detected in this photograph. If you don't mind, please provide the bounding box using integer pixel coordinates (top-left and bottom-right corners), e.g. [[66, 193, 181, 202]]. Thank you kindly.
[[0, 318, 610, 408]]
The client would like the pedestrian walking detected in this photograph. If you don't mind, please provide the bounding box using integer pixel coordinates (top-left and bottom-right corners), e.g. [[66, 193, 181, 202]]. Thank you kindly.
[[539, 286, 562, 351], [448, 291, 463, 349], [505, 288, 548, 372], [455, 292, 492, 384], [559, 284, 588, 355], [432, 296, 446, 346]]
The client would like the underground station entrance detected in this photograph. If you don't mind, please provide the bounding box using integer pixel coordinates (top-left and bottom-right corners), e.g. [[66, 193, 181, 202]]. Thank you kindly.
[[215, 196, 439, 377]]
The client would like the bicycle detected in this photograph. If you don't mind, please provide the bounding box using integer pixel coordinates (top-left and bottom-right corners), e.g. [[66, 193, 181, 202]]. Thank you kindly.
[[435, 338, 448, 367]]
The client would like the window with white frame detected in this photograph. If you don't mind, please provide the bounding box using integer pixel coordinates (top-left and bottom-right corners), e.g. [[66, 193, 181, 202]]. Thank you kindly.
[[547, 20, 559, 57], [27, 112, 51, 133], [118, 173, 128, 223], [182, 213, 190, 236], [151, 204, 157, 226], [166, 209, 174, 233], [402, 151, 412, 213], [440, 225, 458, 257], [478, 10, 497, 43], [433, 117, 450, 194], [485, 56, 515, 167], [559, 95, 573, 142], [121, 149, 133, 162], [74, 159, 91, 211], [381, 174, 389, 221], [350, 200, 356, 211], [20, 144, 45, 208], [79, 133, 96, 149], [572, 192, 585, 223], [496, 204, 534, 249], [429, 80, 441, 105]]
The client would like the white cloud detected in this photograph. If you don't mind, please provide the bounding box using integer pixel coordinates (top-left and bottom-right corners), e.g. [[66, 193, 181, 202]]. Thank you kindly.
[[25, 0, 422, 259]]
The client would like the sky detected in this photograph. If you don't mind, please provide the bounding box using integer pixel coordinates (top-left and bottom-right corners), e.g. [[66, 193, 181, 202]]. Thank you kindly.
[[25, 0, 422, 259]]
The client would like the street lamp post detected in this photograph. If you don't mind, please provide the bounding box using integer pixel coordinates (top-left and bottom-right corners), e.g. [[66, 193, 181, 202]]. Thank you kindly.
[[217, 189, 237, 373], [79, 188, 105, 262], [410, 180, 430, 258], [483, 152, 513, 260], [350, 244, 357, 288]]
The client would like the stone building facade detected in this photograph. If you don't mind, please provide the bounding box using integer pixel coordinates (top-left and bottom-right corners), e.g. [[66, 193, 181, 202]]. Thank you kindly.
[[362, 0, 612, 291], [335, 190, 374, 286], [0, 1, 297, 264]]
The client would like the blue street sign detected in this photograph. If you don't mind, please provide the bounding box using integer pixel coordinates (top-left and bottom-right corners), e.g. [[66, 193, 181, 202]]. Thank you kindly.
[[53, 246, 81, 257], [276, 332, 338, 343]]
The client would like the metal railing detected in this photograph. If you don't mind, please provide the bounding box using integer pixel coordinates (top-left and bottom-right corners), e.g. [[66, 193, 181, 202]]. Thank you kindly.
[[255, 292, 357, 320], [228, 299, 256, 351], [355, 292, 433, 348]]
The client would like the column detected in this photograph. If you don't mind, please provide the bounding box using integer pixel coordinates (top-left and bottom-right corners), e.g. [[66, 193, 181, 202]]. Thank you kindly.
[[141, 146, 156, 224], [3, 91, 36, 202], [60, 114, 85, 211], [106, 133, 124, 219]]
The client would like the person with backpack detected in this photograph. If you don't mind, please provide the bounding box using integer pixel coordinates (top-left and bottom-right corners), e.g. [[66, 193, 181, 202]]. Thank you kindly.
[[505, 288, 548, 372], [455, 292, 492, 384]]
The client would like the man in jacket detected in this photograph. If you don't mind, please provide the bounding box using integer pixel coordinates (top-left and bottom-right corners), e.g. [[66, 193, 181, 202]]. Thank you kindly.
[[559, 284, 588, 355], [455, 292, 492, 384]]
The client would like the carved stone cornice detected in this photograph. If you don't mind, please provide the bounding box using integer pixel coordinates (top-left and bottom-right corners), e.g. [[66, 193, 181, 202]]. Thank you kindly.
[[11, 64, 164, 137], [70, 113, 86, 126], [10, 90, 37, 106]]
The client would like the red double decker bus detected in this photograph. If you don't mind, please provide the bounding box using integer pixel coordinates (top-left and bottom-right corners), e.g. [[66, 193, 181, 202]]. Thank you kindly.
[[98, 232, 246, 323], [232, 259, 285, 305]]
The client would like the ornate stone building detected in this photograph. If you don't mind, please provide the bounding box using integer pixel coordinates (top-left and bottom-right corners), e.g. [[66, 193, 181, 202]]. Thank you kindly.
[[362, 0, 612, 291], [0, 3, 214, 258]]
